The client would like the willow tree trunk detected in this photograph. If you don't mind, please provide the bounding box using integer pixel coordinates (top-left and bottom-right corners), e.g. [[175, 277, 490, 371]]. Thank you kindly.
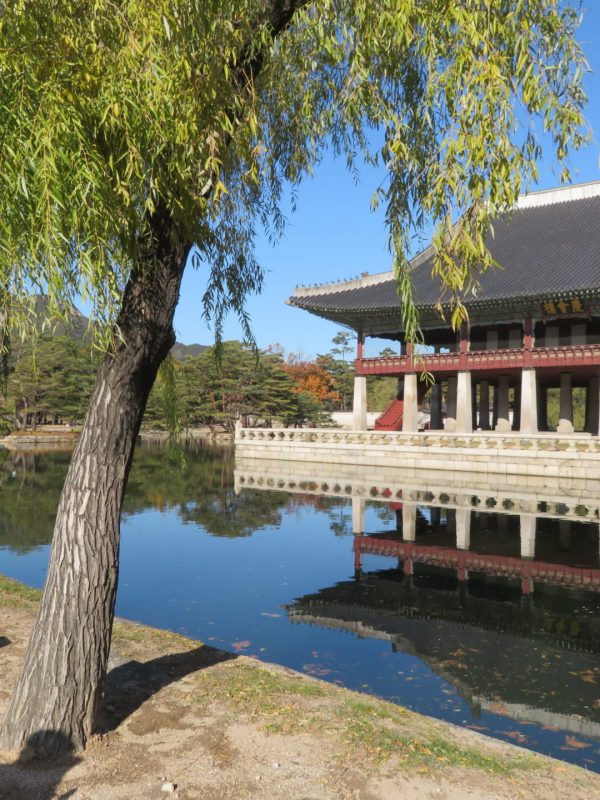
[[0, 207, 190, 756]]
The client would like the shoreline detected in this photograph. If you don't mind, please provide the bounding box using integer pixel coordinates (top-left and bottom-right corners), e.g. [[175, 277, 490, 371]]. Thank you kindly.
[[1, 575, 599, 799]]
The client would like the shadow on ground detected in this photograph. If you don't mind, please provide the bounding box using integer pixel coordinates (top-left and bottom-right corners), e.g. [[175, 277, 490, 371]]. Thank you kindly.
[[0, 731, 80, 800], [0, 637, 10, 649], [96, 644, 236, 734]]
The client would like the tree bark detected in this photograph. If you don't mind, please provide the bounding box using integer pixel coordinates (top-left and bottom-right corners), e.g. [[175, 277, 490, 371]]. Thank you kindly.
[[0, 206, 190, 755], [0, 0, 309, 756]]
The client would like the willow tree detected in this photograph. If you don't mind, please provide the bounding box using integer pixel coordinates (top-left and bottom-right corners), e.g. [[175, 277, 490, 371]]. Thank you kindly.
[[0, 0, 587, 754]]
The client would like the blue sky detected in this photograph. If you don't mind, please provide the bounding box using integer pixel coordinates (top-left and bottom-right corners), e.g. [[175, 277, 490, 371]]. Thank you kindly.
[[173, 5, 600, 359]]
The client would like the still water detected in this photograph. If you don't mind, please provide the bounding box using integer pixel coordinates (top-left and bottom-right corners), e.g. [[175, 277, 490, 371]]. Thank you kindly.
[[1, 442, 600, 770]]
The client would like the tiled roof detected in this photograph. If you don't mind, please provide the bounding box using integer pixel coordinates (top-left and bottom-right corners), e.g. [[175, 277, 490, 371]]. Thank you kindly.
[[289, 184, 600, 322]]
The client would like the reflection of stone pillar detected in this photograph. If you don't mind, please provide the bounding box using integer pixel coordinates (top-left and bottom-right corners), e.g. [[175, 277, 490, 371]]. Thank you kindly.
[[352, 496, 365, 535], [352, 376, 367, 431], [445, 377, 458, 431], [402, 503, 417, 542], [456, 508, 471, 550], [557, 373, 574, 434], [537, 382, 548, 432], [587, 376, 600, 435], [456, 372, 473, 433], [430, 382, 443, 430], [402, 373, 418, 432], [520, 370, 538, 434], [479, 380, 491, 430], [495, 375, 511, 431], [520, 514, 536, 559]]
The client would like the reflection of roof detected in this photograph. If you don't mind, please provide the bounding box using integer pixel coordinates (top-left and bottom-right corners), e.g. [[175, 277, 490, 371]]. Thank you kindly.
[[289, 183, 600, 325], [287, 569, 600, 734]]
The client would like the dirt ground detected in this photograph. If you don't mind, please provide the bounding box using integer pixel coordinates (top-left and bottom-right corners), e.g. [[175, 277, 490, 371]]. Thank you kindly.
[[1, 579, 599, 800]]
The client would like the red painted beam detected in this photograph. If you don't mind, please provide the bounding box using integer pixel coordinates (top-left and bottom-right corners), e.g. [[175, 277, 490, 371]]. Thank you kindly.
[[353, 536, 600, 590], [355, 344, 600, 376]]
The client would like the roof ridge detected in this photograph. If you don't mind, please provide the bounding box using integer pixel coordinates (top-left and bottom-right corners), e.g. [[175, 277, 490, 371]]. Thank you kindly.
[[515, 180, 600, 209]]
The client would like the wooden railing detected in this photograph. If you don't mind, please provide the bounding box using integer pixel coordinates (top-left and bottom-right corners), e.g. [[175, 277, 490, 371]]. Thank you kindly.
[[356, 343, 600, 375]]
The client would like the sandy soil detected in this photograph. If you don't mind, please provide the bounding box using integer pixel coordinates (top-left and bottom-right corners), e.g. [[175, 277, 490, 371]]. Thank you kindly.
[[1, 584, 599, 800]]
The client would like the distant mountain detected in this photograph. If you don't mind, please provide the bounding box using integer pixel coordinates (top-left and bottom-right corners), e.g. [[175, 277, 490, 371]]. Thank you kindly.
[[11, 295, 207, 359], [170, 342, 208, 361]]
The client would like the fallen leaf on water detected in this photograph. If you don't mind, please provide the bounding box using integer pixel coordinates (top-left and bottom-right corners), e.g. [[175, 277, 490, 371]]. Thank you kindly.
[[261, 612, 281, 618], [564, 736, 591, 749], [231, 640, 251, 651], [303, 664, 332, 677]]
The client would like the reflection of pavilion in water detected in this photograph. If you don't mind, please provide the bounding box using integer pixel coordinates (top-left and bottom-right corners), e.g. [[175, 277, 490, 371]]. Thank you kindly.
[[288, 501, 600, 739]]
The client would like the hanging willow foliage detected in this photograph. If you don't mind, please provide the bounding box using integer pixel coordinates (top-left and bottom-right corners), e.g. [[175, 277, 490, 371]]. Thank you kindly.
[[0, 0, 589, 346]]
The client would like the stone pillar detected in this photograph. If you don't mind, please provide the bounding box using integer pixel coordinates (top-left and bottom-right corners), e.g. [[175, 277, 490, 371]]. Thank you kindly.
[[586, 375, 600, 435], [402, 503, 417, 542], [492, 383, 499, 429], [478, 380, 491, 430], [471, 382, 478, 430], [537, 382, 548, 432], [430, 382, 443, 430], [456, 372, 473, 433], [520, 514, 536, 559], [456, 508, 471, 550], [557, 372, 574, 434], [352, 376, 367, 431], [402, 373, 418, 432], [352, 496, 365, 535], [445, 376, 457, 431], [495, 375, 511, 431], [519, 369, 538, 434]]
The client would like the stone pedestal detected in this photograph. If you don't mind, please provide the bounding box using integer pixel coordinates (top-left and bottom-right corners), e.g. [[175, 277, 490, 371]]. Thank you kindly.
[[402, 373, 418, 432], [352, 376, 367, 431], [557, 372, 574, 434], [495, 375, 511, 431], [519, 369, 538, 434], [456, 372, 473, 433]]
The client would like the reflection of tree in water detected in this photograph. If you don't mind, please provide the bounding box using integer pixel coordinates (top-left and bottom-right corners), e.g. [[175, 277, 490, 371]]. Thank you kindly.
[[0, 448, 72, 553], [0, 442, 295, 550]]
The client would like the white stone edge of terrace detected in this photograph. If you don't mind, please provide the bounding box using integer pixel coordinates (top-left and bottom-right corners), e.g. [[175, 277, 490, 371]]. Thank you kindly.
[[289, 179, 600, 299]]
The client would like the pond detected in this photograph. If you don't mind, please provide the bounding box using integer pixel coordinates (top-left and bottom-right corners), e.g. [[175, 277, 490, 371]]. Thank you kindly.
[[1, 441, 600, 771]]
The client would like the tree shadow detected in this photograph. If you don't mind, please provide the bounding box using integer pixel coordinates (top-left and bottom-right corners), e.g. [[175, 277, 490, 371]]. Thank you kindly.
[[0, 731, 80, 799], [96, 644, 236, 734]]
